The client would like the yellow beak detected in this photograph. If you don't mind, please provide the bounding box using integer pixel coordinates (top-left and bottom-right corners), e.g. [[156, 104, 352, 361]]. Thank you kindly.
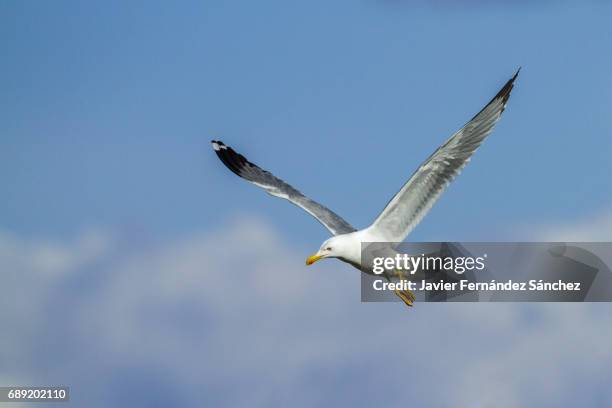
[[306, 253, 323, 266]]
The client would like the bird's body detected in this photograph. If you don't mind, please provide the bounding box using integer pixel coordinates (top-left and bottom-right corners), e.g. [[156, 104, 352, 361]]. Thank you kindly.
[[212, 70, 519, 306]]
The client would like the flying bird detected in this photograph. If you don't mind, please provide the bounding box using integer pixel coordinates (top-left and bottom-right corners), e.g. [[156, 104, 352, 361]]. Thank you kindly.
[[211, 70, 519, 306]]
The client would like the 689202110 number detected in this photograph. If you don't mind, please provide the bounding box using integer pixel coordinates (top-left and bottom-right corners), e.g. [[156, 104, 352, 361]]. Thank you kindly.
[[1, 387, 69, 402]]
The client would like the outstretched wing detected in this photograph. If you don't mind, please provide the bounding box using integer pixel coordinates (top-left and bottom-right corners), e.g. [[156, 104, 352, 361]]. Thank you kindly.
[[211, 140, 356, 236], [368, 70, 519, 242]]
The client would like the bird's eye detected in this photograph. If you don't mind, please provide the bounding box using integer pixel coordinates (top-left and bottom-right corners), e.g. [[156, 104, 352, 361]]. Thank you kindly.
[[326, 247, 332, 251]]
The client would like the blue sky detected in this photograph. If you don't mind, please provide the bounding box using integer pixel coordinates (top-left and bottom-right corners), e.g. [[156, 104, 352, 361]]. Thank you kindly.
[[2, 0, 611, 244], [2, 1, 612, 407]]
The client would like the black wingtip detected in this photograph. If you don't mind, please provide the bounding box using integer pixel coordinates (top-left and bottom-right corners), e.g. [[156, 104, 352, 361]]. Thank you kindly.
[[495, 68, 521, 109], [210, 139, 260, 180], [467, 69, 520, 122]]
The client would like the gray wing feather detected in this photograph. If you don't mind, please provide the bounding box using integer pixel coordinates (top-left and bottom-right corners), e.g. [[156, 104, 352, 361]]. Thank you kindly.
[[211, 140, 356, 236], [368, 70, 519, 242]]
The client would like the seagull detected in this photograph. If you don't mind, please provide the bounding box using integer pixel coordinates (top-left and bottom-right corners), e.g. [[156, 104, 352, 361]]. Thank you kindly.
[[212, 70, 519, 306]]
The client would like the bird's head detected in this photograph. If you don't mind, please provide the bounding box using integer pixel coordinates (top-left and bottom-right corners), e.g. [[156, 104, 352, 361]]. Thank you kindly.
[[306, 235, 356, 266]]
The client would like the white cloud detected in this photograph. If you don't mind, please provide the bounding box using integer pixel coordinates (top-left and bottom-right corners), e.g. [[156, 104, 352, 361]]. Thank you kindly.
[[0, 227, 113, 277], [530, 209, 612, 241], [1, 217, 612, 407], [451, 303, 612, 407]]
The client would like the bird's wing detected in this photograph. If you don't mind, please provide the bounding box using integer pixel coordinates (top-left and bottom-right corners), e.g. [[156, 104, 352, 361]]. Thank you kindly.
[[367, 70, 519, 242], [211, 140, 356, 236]]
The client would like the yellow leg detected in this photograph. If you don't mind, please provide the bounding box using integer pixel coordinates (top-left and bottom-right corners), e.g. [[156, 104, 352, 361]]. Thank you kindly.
[[394, 288, 415, 307], [393, 269, 416, 307]]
